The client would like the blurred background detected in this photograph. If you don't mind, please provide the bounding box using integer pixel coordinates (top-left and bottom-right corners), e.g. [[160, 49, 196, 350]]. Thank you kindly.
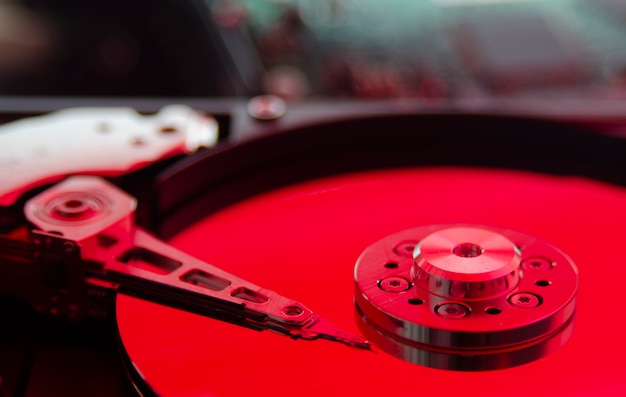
[[2, 0, 626, 102]]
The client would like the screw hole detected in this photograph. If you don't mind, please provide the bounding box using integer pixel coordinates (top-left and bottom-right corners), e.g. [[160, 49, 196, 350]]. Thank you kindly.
[[282, 305, 304, 316], [384, 262, 399, 269], [408, 298, 424, 305], [522, 257, 553, 272], [65, 199, 83, 208], [485, 307, 502, 315], [535, 280, 551, 287], [393, 241, 418, 258], [452, 242, 483, 258], [435, 302, 469, 319], [159, 126, 179, 134], [509, 293, 542, 308]]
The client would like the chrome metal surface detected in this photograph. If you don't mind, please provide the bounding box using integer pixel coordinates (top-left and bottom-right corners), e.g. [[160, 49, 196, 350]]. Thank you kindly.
[[24, 176, 369, 349], [354, 225, 578, 370], [414, 227, 521, 299], [0, 105, 218, 206]]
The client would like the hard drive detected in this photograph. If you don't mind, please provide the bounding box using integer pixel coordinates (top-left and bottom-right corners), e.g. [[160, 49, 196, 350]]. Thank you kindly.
[[1, 98, 625, 396]]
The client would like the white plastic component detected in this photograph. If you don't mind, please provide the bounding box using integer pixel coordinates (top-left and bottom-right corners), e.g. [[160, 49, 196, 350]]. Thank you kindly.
[[0, 105, 218, 206]]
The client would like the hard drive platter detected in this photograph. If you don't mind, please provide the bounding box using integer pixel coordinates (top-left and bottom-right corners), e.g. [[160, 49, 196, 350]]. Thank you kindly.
[[112, 112, 625, 396], [117, 167, 626, 396]]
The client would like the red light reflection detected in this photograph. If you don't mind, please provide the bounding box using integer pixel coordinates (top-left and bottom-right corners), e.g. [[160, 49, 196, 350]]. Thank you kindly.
[[117, 167, 626, 396]]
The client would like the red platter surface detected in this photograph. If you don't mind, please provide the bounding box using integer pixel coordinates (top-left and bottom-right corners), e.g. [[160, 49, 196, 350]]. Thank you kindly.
[[117, 167, 626, 397]]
